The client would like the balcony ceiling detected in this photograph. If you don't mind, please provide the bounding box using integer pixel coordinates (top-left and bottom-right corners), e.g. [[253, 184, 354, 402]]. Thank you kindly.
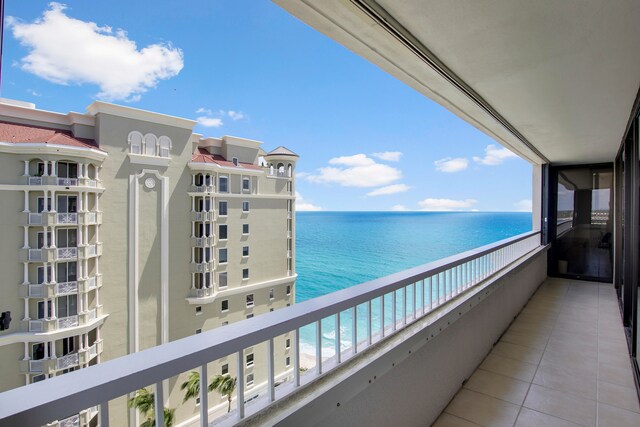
[[275, 0, 640, 165]]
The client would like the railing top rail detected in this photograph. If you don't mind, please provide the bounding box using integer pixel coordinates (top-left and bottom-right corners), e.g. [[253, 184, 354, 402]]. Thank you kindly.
[[0, 230, 539, 426]]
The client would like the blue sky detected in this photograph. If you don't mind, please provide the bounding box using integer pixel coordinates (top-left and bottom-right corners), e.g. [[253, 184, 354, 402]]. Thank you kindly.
[[1, 1, 532, 211]]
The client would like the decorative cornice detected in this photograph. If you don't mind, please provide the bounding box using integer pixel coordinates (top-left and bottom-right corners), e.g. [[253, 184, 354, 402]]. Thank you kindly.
[[87, 101, 196, 130]]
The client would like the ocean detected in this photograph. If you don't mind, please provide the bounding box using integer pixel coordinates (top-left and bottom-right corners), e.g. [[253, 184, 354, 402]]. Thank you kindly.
[[294, 211, 532, 357]]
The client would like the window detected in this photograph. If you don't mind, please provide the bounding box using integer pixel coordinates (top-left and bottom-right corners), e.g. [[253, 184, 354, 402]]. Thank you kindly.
[[285, 357, 291, 367], [37, 231, 51, 249], [242, 178, 250, 191], [128, 131, 142, 154], [32, 374, 46, 383], [57, 295, 78, 318], [286, 339, 291, 349], [221, 364, 228, 375], [246, 373, 254, 387], [219, 201, 228, 216], [221, 300, 229, 312], [219, 176, 228, 193], [158, 136, 171, 158], [243, 246, 249, 257], [269, 288, 274, 300], [37, 266, 52, 284], [219, 272, 228, 288], [242, 201, 250, 212], [243, 268, 249, 280], [62, 337, 75, 355], [32, 343, 51, 360], [57, 195, 78, 213], [57, 162, 78, 179], [37, 162, 53, 176], [286, 285, 291, 296], [144, 134, 157, 156], [36, 197, 52, 213], [246, 294, 254, 307], [57, 262, 77, 283], [196, 329, 202, 334], [232, 158, 239, 166], [246, 353, 254, 367], [195, 306, 202, 314], [219, 225, 228, 240], [37, 301, 52, 319], [57, 228, 78, 248], [242, 224, 249, 234], [219, 249, 228, 264]]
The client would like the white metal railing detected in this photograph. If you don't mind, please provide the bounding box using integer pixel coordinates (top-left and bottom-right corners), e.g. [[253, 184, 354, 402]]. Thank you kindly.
[[193, 185, 214, 193], [86, 179, 97, 188], [56, 281, 78, 295], [29, 176, 43, 185], [57, 247, 77, 260], [86, 212, 97, 224], [57, 315, 78, 329], [29, 359, 44, 373], [29, 213, 43, 225], [56, 353, 79, 371], [88, 343, 98, 360], [0, 231, 541, 427], [57, 178, 78, 186], [57, 213, 77, 224], [86, 245, 97, 257], [28, 320, 43, 332], [28, 249, 43, 261], [28, 284, 44, 297]]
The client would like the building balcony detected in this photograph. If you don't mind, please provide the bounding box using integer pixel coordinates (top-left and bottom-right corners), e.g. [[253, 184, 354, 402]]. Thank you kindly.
[[191, 210, 215, 222], [77, 211, 102, 226], [189, 287, 214, 299], [79, 340, 103, 365], [20, 281, 78, 299], [78, 243, 101, 259], [23, 176, 102, 190], [55, 213, 78, 225], [191, 236, 214, 247], [78, 274, 102, 293], [27, 306, 102, 333], [191, 184, 214, 193], [191, 261, 214, 273]]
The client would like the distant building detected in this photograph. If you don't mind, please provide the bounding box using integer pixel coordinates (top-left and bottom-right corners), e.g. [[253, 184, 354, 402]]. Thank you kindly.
[[0, 98, 298, 425]]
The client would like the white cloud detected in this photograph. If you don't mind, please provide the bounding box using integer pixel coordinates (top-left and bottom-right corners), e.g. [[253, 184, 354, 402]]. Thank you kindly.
[[366, 184, 410, 196], [473, 145, 518, 166], [306, 154, 402, 188], [196, 116, 223, 128], [418, 198, 478, 211], [295, 191, 322, 211], [434, 157, 469, 173], [514, 199, 533, 212], [8, 3, 184, 101], [227, 110, 245, 121], [196, 107, 212, 115], [372, 151, 402, 162], [27, 89, 41, 97], [391, 204, 409, 211]]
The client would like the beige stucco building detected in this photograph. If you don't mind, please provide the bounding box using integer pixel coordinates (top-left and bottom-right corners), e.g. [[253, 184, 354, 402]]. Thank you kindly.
[[0, 98, 297, 426]]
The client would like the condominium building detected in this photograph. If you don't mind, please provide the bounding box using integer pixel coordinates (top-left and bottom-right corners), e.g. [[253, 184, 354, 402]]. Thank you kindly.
[[0, 98, 298, 426]]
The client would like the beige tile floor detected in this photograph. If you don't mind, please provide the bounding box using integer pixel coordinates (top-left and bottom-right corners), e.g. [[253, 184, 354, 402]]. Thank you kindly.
[[433, 277, 640, 427]]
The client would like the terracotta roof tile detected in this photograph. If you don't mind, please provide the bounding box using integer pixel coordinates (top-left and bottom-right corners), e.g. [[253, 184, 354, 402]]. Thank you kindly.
[[191, 148, 262, 170], [0, 121, 100, 150]]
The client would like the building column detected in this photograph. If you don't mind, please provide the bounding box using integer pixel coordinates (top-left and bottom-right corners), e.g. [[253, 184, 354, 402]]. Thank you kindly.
[[51, 161, 57, 177], [23, 342, 29, 359], [78, 227, 84, 248], [23, 191, 29, 213], [50, 298, 56, 319], [50, 226, 56, 248], [42, 161, 49, 177], [23, 263, 29, 285], [50, 190, 56, 212], [42, 191, 49, 213], [23, 227, 29, 249], [23, 160, 29, 176], [78, 294, 84, 313], [43, 341, 49, 359], [24, 299, 29, 320], [191, 196, 195, 212], [532, 164, 543, 233], [50, 341, 56, 359]]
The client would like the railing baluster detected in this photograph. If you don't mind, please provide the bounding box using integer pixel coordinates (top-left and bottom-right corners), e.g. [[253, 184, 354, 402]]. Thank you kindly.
[[367, 300, 372, 346], [381, 294, 386, 337], [237, 350, 245, 419], [421, 279, 426, 315], [294, 328, 300, 387], [435, 274, 440, 306], [352, 306, 358, 354], [316, 320, 323, 375], [429, 277, 433, 310], [412, 282, 417, 321], [199, 364, 208, 425], [335, 312, 341, 364], [402, 286, 407, 325], [268, 338, 275, 402], [392, 290, 397, 331], [154, 381, 164, 427], [99, 402, 109, 427]]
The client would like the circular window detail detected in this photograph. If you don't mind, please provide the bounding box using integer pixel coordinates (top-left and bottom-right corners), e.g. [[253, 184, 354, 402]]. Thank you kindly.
[[144, 177, 156, 189]]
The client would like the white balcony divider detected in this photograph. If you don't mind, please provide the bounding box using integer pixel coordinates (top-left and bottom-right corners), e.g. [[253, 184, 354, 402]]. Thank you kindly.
[[29, 360, 44, 373], [29, 176, 43, 185], [57, 315, 79, 329], [28, 320, 43, 332], [86, 179, 97, 188], [87, 277, 97, 290], [29, 284, 44, 298], [56, 353, 79, 371], [86, 308, 97, 323], [86, 212, 97, 224], [86, 245, 97, 257], [57, 247, 77, 260], [88, 343, 98, 360], [0, 231, 540, 427], [29, 213, 43, 225], [57, 213, 77, 224]]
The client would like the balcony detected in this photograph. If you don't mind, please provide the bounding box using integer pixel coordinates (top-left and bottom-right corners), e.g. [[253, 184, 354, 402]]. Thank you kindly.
[[191, 211, 215, 222], [56, 213, 77, 225], [191, 236, 214, 247], [79, 340, 103, 365], [78, 211, 102, 225], [190, 287, 214, 299], [56, 247, 78, 261], [78, 243, 101, 259], [0, 231, 578, 427], [27, 307, 102, 333], [21, 281, 78, 299], [191, 184, 214, 193], [78, 275, 101, 293], [191, 261, 214, 273]]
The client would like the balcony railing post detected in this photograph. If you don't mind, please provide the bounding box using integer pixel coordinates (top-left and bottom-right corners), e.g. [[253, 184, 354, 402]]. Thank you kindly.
[[199, 364, 208, 426], [367, 300, 372, 346], [99, 402, 109, 427], [335, 312, 341, 364], [412, 283, 417, 321], [352, 306, 358, 354], [154, 382, 164, 427], [294, 328, 300, 387], [316, 320, 322, 375], [237, 350, 245, 419], [402, 286, 407, 325], [380, 294, 385, 338], [267, 338, 275, 402], [391, 290, 397, 331]]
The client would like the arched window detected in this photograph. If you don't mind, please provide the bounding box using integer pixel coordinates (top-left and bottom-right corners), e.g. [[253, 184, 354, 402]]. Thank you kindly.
[[158, 136, 172, 158], [269, 165, 274, 175], [287, 164, 293, 177], [143, 134, 157, 156], [194, 173, 204, 187], [277, 163, 285, 177], [128, 131, 143, 155]]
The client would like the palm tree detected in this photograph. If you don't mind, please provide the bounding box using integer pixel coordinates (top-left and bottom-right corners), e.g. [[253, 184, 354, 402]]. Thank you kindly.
[[209, 375, 237, 413], [128, 388, 176, 427], [180, 371, 201, 403]]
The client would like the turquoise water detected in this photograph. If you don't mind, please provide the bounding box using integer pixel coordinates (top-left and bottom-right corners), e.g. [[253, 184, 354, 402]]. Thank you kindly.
[[295, 211, 532, 356]]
